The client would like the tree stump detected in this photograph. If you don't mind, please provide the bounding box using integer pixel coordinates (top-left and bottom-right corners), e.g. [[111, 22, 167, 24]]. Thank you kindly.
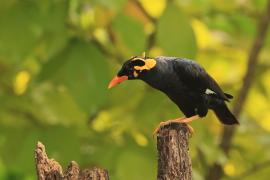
[[35, 123, 192, 180], [35, 142, 109, 180], [156, 123, 192, 180]]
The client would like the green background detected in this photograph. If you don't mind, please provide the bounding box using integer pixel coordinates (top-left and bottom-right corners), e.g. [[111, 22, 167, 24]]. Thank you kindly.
[[1, 0, 270, 179]]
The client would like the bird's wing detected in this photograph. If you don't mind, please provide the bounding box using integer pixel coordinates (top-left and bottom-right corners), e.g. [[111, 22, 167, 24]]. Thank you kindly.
[[172, 58, 229, 101]]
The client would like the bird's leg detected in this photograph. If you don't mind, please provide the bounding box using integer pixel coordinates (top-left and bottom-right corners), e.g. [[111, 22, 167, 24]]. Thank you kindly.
[[176, 115, 199, 123], [153, 115, 199, 137]]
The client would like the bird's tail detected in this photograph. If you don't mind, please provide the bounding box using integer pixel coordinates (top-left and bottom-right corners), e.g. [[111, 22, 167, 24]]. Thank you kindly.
[[213, 103, 239, 125]]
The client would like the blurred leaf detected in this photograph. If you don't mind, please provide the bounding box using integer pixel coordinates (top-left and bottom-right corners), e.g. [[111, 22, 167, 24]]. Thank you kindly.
[[191, 19, 217, 49], [0, 2, 41, 63], [0, 95, 35, 128], [197, 47, 246, 85], [1, 0, 270, 179], [79, 7, 95, 30], [134, 90, 179, 133], [36, 0, 69, 61], [92, 110, 113, 132], [13, 70, 31, 95], [38, 39, 109, 113], [38, 126, 81, 166], [211, 0, 236, 12], [116, 150, 155, 180], [207, 14, 235, 34], [0, 1, 69, 63], [92, 0, 127, 11], [1, 125, 81, 175], [251, 0, 268, 12], [230, 13, 255, 38], [262, 70, 270, 97], [245, 89, 270, 132], [131, 130, 148, 147], [0, 160, 6, 180], [30, 82, 86, 126], [112, 13, 146, 55], [223, 161, 236, 176], [139, 0, 166, 18], [157, 4, 197, 58], [0, 127, 32, 173]]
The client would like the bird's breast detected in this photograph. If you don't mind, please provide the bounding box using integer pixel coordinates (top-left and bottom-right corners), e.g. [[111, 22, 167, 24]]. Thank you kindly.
[[142, 73, 185, 94]]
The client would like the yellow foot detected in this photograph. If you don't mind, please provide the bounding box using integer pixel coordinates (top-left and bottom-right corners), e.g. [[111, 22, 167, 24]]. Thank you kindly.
[[152, 115, 199, 137], [152, 117, 185, 136]]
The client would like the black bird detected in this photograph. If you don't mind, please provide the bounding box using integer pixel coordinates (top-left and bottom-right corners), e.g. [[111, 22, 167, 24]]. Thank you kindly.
[[108, 54, 239, 134]]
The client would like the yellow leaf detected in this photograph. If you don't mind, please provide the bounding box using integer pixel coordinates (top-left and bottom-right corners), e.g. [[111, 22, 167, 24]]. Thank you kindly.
[[224, 162, 236, 176], [245, 89, 270, 132], [132, 131, 148, 147], [259, 113, 270, 132], [80, 8, 95, 29], [13, 70, 30, 95], [92, 111, 111, 132], [139, 0, 166, 18], [191, 19, 215, 49], [93, 28, 109, 44], [262, 70, 270, 95]]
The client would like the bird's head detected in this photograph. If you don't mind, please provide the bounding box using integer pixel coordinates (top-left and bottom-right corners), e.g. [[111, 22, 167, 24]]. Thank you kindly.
[[108, 54, 157, 89]]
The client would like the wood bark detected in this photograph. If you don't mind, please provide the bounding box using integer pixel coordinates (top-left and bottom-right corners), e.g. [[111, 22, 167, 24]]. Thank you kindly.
[[156, 123, 192, 180], [35, 123, 192, 180], [35, 142, 109, 180]]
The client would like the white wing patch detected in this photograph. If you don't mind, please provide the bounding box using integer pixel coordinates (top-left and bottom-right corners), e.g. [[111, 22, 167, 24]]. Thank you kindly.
[[205, 88, 216, 95]]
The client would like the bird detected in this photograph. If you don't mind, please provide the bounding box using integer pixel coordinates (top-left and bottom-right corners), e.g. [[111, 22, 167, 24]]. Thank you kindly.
[[108, 53, 239, 135]]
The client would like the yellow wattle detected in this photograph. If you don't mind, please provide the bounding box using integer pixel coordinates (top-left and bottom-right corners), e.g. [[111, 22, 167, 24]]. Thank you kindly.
[[134, 58, 156, 71]]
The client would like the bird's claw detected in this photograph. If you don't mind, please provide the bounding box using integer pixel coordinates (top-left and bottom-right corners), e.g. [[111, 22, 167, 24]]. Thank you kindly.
[[185, 124, 194, 137], [152, 121, 166, 137]]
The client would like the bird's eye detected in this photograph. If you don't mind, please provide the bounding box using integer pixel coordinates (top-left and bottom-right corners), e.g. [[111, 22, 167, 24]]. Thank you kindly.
[[131, 60, 145, 67]]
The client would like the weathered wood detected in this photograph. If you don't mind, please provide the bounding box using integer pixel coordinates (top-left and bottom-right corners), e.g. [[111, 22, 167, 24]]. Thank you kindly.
[[80, 168, 109, 180], [64, 161, 80, 180], [157, 123, 192, 180], [35, 141, 109, 180]]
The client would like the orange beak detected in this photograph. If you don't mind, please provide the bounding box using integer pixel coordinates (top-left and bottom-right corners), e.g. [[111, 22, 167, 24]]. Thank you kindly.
[[108, 75, 128, 89]]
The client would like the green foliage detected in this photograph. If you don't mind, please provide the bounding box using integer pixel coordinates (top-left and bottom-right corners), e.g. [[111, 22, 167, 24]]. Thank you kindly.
[[113, 14, 146, 55], [115, 150, 156, 180], [0, 0, 270, 180], [38, 40, 109, 113], [157, 4, 197, 58]]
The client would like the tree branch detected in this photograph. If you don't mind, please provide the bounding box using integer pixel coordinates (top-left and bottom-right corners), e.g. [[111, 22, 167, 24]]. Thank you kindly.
[[205, 0, 270, 179], [133, 0, 158, 52], [156, 123, 192, 180]]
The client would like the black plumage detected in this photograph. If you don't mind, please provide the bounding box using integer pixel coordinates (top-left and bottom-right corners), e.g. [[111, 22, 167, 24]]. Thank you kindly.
[[110, 56, 239, 125]]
